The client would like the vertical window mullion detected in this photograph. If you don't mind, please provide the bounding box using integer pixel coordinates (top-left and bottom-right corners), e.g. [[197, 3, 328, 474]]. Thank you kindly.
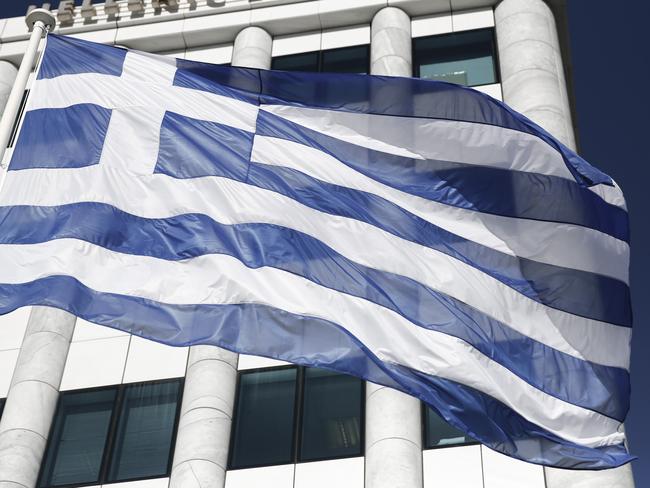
[[164, 378, 185, 476], [293, 366, 306, 463], [98, 384, 125, 484]]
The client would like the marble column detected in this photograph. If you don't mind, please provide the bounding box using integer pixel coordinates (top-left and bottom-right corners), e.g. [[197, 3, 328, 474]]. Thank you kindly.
[[496, 1, 633, 486], [169, 25, 272, 488], [365, 7, 422, 488], [169, 347, 238, 488], [370, 6, 412, 77], [0, 307, 76, 488], [495, 0, 576, 150], [0, 61, 18, 118], [231, 26, 273, 71]]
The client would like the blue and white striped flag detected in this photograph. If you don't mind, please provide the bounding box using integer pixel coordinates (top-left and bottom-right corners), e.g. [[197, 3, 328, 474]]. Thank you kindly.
[[0, 34, 633, 469]]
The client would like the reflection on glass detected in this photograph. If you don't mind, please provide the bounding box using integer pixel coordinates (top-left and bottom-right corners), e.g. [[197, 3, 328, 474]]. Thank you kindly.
[[39, 388, 117, 487], [424, 406, 475, 448], [414, 29, 497, 86], [300, 368, 363, 461], [229, 368, 298, 469], [107, 380, 181, 482], [272, 51, 320, 72], [272, 46, 370, 74], [322, 46, 369, 74]]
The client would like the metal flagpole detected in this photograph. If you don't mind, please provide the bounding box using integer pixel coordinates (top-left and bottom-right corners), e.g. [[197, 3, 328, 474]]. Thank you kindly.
[[0, 10, 77, 488], [0, 8, 55, 170]]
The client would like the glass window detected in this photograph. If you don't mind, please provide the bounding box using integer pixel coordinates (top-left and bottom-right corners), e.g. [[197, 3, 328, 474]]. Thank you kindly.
[[300, 368, 363, 461], [229, 368, 298, 469], [413, 29, 498, 86], [272, 51, 320, 72], [424, 406, 476, 449], [0, 398, 5, 420], [39, 388, 117, 487], [272, 45, 369, 74], [321, 46, 369, 74], [107, 380, 182, 482]]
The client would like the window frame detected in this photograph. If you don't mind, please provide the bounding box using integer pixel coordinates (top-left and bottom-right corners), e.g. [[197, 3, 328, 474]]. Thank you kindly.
[[271, 44, 371, 74], [37, 378, 184, 488], [412, 27, 501, 88], [228, 365, 365, 470], [421, 403, 480, 451]]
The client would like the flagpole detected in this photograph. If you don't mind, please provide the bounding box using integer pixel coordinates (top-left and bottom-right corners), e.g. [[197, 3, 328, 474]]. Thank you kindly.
[[0, 8, 55, 166]]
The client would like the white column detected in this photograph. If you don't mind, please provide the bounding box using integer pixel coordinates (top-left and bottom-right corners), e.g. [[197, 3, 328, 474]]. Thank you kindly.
[[0, 61, 18, 117], [371, 7, 412, 77], [169, 346, 238, 488], [495, 0, 576, 150], [365, 7, 422, 488], [231, 26, 273, 71], [0, 307, 76, 488], [169, 25, 272, 488], [496, 1, 633, 485]]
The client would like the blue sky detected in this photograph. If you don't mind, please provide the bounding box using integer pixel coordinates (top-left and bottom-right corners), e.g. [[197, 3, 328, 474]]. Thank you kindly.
[[567, 0, 650, 483], [0, 0, 648, 484]]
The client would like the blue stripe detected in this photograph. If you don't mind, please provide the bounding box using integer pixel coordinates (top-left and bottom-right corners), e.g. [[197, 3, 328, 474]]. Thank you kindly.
[[0, 202, 629, 420], [155, 112, 253, 180], [10, 104, 112, 170], [0, 275, 632, 470], [40, 34, 126, 79], [143, 113, 630, 326], [256, 110, 629, 243]]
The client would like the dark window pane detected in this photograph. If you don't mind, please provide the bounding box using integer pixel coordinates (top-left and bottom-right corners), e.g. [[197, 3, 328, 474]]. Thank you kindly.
[[107, 380, 181, 482], [39, 388, 117, 487], [0, 398, 5, 421], [230, 368, 298, 469], [300, 368, 363, 461], [414, 29, 497, 86], [272, 52, 319, 72], [321, 45, 369, 74], [424, 406, 475, 448]]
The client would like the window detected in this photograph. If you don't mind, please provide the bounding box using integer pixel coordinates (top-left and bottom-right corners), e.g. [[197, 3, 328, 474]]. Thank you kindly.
[[423, 405, 477, 449], [38, 379, 183, 488], [106, 381, 182, 482], [272, 45, 370, 74], [39, 388, 117, 487], [229, 367, 298, 468], [0, 397, 5, 420], [229, 366, 364, 469], [413, 29, 498, 87], [300, 368, 363, 462]]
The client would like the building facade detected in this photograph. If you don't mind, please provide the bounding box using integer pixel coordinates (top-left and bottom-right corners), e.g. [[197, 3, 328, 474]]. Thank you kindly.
[[0, 1, 636, 487]]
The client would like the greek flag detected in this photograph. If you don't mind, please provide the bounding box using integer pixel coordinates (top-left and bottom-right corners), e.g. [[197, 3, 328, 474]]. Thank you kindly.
[[0, 34, 633, 469]]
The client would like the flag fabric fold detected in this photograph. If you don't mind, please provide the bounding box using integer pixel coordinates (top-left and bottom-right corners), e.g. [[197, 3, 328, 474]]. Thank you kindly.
[[0, 34, 633, 469]]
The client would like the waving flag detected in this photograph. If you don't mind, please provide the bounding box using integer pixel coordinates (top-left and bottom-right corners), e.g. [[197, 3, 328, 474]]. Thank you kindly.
[[0, 34, 633, 469]]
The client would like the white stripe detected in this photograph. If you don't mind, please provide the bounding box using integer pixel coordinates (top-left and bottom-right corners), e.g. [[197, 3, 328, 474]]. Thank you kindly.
[[0, 166, 631, 370], [26, 73, 258, 133], [261, 104, 577, 181], [97, 51, 176, 174], [0, 238, 624, 448], [251, 135, 629, 283]]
